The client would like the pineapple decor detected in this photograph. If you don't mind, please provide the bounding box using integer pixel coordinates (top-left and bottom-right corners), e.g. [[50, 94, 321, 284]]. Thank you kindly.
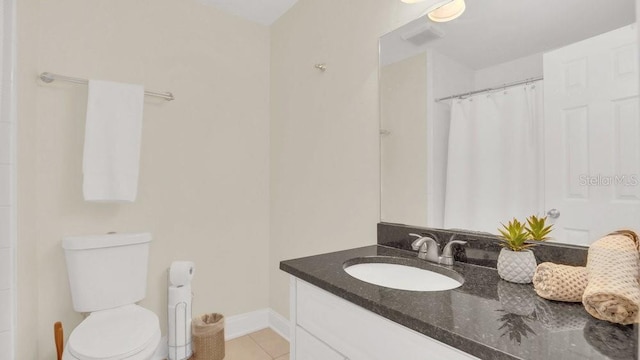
[[497, 216, 553, 284]]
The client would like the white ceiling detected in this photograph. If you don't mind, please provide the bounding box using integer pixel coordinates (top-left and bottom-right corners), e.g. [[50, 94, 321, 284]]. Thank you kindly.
[[199, 0, 299, 26], [381, 0, 636, 68]]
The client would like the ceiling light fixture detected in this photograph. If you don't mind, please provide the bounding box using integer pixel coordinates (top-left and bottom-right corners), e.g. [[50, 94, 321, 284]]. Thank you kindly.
[[400, 0, 450, 4], [400, 0, 466, 23], [427, 0, 466, 22]]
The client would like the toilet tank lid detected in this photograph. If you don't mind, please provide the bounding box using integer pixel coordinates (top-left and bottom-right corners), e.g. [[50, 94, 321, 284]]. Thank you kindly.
[[62, 232, 152, 250]]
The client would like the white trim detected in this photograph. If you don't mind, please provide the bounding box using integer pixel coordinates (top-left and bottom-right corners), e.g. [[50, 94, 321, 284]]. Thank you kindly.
[[268, 308, 290, 341], [425, 51, 436, 226], [225, 309, 269, 340], [224, 308, 291, 341], [289, 277, 298, 360], [2, 0, 16, 358]]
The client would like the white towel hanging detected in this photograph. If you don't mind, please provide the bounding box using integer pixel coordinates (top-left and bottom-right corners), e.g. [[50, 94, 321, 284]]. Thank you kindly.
[[83, 80, 144, 202]]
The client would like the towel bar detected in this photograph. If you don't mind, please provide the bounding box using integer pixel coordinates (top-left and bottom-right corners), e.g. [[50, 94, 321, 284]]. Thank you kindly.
[[39, 72, 175, 101]]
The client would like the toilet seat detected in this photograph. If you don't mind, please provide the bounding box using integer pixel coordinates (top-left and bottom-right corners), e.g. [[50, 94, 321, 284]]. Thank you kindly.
[[66, 304, 160, 360], [63, 332, 160, 360]]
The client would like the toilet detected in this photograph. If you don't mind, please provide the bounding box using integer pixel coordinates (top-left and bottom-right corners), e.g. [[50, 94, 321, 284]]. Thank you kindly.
[[62, 233, 163, 360]]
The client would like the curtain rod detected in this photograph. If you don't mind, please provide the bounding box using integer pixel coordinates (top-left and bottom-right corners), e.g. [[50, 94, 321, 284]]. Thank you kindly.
[[39, 72, 175, 101], [434, 76, 543, 103]]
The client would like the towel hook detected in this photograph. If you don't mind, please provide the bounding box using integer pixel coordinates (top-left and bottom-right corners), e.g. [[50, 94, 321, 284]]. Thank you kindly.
[[314, 63, 327, 72]]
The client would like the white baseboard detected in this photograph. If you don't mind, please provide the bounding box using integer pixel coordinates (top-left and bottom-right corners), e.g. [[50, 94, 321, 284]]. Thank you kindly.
[[225, 309, 269, 340], [268, 309, 290, 341], [225, 308, 290, 341]]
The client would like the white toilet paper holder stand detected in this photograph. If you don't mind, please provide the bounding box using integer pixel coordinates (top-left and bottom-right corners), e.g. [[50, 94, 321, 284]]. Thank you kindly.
[[168, 261, 195, 360], [169, 297, 192, 360]]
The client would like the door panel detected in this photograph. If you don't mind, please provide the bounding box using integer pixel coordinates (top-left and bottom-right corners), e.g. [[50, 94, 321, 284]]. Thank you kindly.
[[544, 24, 639, 244]]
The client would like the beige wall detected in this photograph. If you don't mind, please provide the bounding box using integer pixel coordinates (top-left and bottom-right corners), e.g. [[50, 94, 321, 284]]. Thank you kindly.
[[269, 0, 436, 318], [15, 0, 449, 356], [380, 54, 429, 227], [17, 0, 270, 358]]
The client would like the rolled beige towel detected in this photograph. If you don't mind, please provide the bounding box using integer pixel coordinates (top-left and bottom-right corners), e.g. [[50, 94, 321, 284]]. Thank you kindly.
[[533, 262, 587, 302], [582, 230, 640, 325]]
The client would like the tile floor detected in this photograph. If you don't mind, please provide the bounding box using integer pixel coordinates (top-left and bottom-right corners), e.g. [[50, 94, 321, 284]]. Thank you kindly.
[[225, 328, 290, 360]]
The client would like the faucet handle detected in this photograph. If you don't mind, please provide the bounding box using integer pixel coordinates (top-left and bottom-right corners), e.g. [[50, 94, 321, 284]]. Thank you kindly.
[[409, 234, 422, 250], [410, 237, 439, 263], [443, 240, 468, 253], [409, 233, 440, 261], [409, 233, 439, 250], [447, 239, 467, 246], [440, 240, 468, 265]]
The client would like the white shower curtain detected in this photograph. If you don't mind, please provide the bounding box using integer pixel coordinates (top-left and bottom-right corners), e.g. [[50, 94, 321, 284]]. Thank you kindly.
[[443, 82, 543, 233]]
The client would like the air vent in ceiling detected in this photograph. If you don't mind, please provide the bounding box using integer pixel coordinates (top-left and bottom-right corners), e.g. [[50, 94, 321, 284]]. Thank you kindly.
[[401, 23, 445, 46]]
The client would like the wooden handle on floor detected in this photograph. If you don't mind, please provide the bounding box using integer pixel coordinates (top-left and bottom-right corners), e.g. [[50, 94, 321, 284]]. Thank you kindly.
[[54, 321, 63, 360]]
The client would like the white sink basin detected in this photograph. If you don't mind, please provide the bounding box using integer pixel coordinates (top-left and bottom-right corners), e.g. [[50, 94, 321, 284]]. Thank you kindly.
[[344, 259, 463, 292]]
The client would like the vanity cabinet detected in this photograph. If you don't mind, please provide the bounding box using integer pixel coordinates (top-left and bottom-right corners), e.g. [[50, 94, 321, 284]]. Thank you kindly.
[[289, 277, 480, 360], [295, 326, 346, 360]]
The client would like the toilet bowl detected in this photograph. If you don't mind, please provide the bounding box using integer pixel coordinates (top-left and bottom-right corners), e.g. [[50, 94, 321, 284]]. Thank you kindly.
[[62, 233, 162, 360], [63, 305, 161, 360]]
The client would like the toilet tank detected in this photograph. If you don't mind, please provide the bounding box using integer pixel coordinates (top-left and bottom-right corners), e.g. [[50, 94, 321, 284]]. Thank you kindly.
[[62, 233, 152, 313]]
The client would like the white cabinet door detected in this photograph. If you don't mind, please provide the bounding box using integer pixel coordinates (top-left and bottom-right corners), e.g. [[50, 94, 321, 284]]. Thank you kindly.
[[295, 326, 346, 360], [543, 24, 640, 245], [294, 278, 479, 360]]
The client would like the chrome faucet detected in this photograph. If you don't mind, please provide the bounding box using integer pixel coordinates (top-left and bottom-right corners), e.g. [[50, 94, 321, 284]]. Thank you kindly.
[[409, 233, 439, 262], [410, 233, 467, 265]]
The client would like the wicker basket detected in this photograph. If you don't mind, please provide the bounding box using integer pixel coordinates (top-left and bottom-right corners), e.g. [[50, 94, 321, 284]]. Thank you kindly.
[[192, 313, 225, 360]]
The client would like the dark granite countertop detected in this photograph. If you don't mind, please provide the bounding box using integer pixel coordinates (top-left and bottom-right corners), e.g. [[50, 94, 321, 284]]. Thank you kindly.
[[280, 245, 638, 360]]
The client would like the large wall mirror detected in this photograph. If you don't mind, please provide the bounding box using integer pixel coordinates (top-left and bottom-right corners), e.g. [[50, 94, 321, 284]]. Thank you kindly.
[[380, 0, 638, 245]]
